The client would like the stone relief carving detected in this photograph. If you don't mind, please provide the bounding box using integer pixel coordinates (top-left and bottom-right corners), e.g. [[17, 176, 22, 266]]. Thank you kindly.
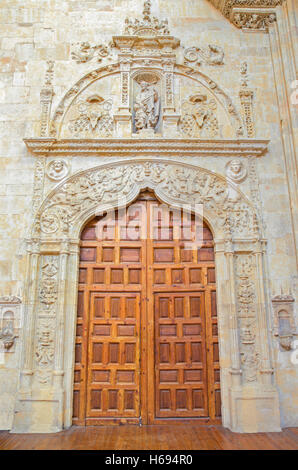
[[236, 254, 259, 382], [71, 41, 110, 63], [272, 293, 296, 351], [46, 0, 244, 140], [40, 60, 54, 137], [68, 95, 113, 137], [207, 0, 283, 28], [226, 159, 247, 183], [38, 259, 58, 313], [33, 162, 258, 240], [46, 160, 70, 181], [180, 93, 219, 138], [233, 12, 276, 30], [34, 256, 59, 384], [184, 45, 224, 66], [35, 318, 55, 368], [124, 0, 170, 36], [239, 62, 255, 138], [133, 74, 160, 133]]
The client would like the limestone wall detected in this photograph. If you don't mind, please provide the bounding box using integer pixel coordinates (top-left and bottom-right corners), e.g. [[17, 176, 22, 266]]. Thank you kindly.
[[0, 0, 297, 431]]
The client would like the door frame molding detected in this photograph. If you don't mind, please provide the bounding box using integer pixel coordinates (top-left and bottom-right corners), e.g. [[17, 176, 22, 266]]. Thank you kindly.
[[11, 159, 281, 433]]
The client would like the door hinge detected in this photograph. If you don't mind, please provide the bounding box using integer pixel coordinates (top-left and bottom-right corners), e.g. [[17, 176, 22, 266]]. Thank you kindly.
[[139, 416, 142, 426]]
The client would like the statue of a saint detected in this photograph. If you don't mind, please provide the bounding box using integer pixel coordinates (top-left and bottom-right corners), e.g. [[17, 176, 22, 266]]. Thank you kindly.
[[134, 80, 160, 132]]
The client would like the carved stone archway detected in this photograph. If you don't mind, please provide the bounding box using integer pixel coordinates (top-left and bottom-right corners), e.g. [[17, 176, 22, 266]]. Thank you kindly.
[[11, 159, 281, 434]]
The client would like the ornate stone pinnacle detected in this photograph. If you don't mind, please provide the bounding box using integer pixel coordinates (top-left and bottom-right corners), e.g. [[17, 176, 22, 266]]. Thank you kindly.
[[143, 0, 152, 21]]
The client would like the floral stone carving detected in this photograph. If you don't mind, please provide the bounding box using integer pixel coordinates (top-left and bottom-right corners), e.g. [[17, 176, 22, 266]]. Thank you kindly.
[[34, 161, 257, 240]]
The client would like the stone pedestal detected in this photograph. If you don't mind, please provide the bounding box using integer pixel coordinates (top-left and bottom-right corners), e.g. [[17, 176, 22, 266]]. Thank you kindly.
[[229, 386, 281, 433], [113, 113, 132, 138]]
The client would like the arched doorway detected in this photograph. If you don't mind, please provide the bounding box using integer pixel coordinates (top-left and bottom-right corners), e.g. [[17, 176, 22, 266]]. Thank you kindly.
[[72, 192, 221, 425]]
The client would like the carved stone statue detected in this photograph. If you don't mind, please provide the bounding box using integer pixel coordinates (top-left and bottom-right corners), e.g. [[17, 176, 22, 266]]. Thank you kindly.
[[134, 80, 160, 132]]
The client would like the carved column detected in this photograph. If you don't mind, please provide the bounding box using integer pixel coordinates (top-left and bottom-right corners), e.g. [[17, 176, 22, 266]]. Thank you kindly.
[[162, 59, 180, 137], [114, 58, 132, 137], [19, 240, 40, 391], [225, 241, 242, 386], [53, 242, 70, 390], [254, 240, 274, 385]]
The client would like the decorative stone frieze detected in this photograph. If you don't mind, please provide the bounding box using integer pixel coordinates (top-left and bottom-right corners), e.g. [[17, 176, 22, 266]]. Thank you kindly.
[[207, 0, 284, 30]]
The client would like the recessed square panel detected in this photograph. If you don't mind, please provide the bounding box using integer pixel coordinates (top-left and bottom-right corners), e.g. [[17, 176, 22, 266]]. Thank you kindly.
[[91, 390, 102, 410], [80, 247, 96, 262], [160, 343, 170, 363], [111, 269, 123, 284], [124, 343, 135, 363], [124, 390, 135, 410], [176, 389, 187, 410], [110, 297, 121, 318], [154, 269, 166, 284], [93, 268, 105, 284], [183, 324, 201, 336], [184, 369, 202, 382], [118, 325, 135, 336], [93, 324, 110, 336], [160, 370, 178, 383], [102, 247, 114, 262], [181, 248, 192, 262], [189, 268, 202, 284], [160, 324, 176, 336], [116, 370, 135, 384], [198, 247, 214, 261], [125, 297, 136, 318], [92, 370, 110, 383], [92, 343, 103, 363], [160, 390, 171, 410], [193, 389, 204, 410], [79, 268, 87, 284], [109, 343, 119, 363], [190, 297, 201, 317], [172, 269, 184, 284], [174, 297, 184, 317], [154, 248, 174, 263], [94, 297, 105, 318], [120, 247, 140, 262], [108, 390, 118, 410], [159, 297, 170, 317], [128, 269, 141, 284], [175, 343, 186, 363]]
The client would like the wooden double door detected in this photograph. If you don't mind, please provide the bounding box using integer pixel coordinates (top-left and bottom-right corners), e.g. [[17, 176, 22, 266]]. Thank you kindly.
[[73, 193, 221, 425]]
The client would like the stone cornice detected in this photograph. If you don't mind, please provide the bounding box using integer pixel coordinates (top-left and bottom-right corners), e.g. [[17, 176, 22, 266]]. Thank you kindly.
[[207, 0, 285, 30], [24, 138, 269, 158]]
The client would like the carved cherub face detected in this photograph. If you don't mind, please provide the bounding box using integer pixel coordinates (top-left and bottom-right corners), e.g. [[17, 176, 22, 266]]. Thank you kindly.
[[230, 159, 242, 175], [52, 160, 64, 173]]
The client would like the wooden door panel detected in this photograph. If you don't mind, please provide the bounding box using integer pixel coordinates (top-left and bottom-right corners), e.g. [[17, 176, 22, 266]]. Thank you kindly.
[[73, 195, 220, 425], [154, 292, 209, 418]]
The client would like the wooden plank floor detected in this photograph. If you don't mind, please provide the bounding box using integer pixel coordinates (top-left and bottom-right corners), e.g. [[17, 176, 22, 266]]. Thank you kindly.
[[0, 425, 297, 450]]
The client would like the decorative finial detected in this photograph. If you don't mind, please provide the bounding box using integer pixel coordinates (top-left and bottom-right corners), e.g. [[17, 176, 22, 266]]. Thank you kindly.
[[143, 0, 152, 21]]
